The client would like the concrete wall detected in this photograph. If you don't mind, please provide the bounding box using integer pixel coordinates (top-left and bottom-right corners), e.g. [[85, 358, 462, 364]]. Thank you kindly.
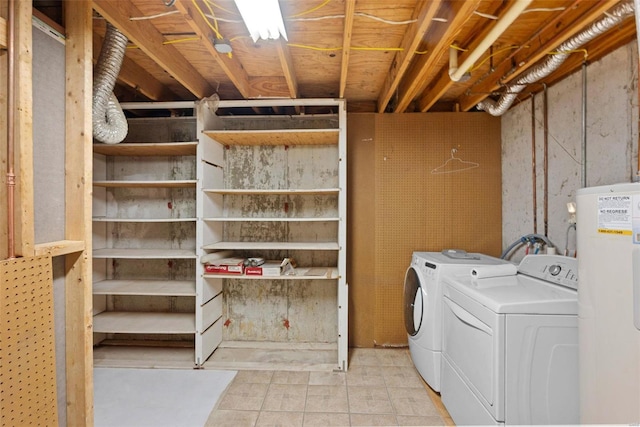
[[501, 41, 639, 261]]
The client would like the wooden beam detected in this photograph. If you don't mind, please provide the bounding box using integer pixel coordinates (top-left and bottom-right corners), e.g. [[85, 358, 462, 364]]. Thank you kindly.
[[34, 240, 86, 257], [339, 0, 356, 99], [0, 16, 5, 49], [376, 0, 443, 112], [275, 38, 298, 98], [92, 34, 175, 101], [458, 0, 620, 112], [93, 0, 216, 99], [15, 0, 34, 256], [393, 0, 481, 113], [173, 0, 253, 97], [65, 1, 94, 425], [0, 1, 6, 260]]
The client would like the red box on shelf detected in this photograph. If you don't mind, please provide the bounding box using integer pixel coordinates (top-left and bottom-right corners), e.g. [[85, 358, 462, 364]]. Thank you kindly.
[[204, 257, 245, 274]]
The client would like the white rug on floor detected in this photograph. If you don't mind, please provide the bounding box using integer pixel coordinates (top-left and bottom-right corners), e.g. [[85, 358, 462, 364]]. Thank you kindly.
[[94, 367, 236, 427]]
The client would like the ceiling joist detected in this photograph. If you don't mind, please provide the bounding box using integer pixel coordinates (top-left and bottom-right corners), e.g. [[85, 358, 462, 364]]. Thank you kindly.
[[93, 0, 216, 99], [376, 0, 444, 113]]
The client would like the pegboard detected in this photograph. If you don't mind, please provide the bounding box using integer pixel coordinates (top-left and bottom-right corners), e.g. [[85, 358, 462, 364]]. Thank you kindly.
[[348, 113, 502, 346], [1, 255, 59, 426]]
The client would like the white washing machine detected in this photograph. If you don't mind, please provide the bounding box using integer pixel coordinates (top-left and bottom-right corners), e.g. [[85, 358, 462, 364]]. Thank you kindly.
[[403, 249, 509, 391], [440, 255, 579, 425]]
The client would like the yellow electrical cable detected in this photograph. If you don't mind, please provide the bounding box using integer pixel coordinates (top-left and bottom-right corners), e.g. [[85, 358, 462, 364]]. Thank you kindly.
[[203, 0, 220, 35], [469, 45, 525, 72], [549, 48, 588, 59], [450, 45, 468, 52], [288, 43, 423, 53], [207, 0, 237, 15], [289, 0, 331, 18], [163, 37, 201, 45], [192, 0, 223, 39]]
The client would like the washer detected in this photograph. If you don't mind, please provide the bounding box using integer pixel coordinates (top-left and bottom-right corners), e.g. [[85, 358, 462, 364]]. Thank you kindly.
[[440, 255, 579, 425], [403, 249, 509, 391]]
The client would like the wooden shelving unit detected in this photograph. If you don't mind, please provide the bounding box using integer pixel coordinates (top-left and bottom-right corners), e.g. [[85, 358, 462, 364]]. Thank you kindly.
[[92, 108, 206, 366], [197, 98, 348, 371]]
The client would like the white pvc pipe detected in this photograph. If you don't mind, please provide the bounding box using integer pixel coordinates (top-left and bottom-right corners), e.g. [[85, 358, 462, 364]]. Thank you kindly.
[[449, 0, 533, 81]]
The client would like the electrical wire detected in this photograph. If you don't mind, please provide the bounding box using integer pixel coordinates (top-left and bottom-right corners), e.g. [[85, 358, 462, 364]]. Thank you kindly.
[[206, 0, 237, 15], [288, 0, 331, 18], [469, 45, 524, 72], [191, 0, 223, 40], [287, 43, 425, 54], [130, 10, 180, 21]]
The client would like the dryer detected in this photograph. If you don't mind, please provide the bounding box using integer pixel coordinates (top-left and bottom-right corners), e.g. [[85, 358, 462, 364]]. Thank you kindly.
[[403, 250, 509, 391], [440, 255, 579, 425]]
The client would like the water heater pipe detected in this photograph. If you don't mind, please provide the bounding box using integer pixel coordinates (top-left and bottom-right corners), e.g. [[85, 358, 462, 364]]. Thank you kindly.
[[635, 0, 640, 179], [449, 0, 533, 82], [6, 0, 16, 259]]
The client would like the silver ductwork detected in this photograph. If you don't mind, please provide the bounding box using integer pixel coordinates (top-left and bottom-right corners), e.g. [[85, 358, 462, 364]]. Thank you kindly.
[[477, 1, 635, 116], [93, 22, 128, 144]]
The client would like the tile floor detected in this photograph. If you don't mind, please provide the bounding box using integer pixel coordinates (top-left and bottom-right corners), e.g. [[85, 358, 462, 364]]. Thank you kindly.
[[205, 348, 453, 427]]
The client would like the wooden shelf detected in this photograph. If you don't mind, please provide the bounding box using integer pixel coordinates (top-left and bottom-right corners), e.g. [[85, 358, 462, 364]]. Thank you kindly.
[[93, 248, 197, 259], [202, 241, 340, 251], [93, 279, 196, 296], [34, 239, 85, 257], [93, 312, 195, 334], [93, 142, 197, 156], [92, 217, 196, 223], [203, 217, 340, 222], [203, 129, 339, 146], [204, 267, 339, 280], [203, 188, 340, 195], [93, 180, 197, 188]]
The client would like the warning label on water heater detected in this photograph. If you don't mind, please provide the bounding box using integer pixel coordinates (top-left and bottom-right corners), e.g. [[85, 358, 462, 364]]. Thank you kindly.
[[597, 195, 633, 235]]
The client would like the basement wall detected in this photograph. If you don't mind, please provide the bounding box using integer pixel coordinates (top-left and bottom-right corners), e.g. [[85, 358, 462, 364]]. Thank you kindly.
[[501, 41, 639, 261], [32, 22, 66, 427]]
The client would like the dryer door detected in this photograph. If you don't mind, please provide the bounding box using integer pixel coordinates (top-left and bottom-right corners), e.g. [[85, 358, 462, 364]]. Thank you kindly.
[[404, 267, 423, 336]]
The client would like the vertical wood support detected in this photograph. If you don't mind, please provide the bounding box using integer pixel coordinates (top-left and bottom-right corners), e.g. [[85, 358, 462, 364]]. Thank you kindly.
[[0, 1, 7, 260], [64, 1, 94, 425], [0, 0, 34, 259], [14, 0, 33, 257]]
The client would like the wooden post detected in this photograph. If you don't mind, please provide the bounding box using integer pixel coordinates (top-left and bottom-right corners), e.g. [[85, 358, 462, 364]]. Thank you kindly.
[[64, 1, 94, 425]]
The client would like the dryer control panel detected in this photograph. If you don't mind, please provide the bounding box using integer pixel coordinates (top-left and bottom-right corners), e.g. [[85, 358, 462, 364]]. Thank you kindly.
[[518, 255, 578, 290]]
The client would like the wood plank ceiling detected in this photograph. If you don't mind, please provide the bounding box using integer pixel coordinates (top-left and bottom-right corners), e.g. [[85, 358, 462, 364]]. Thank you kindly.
[[80, 1, 638, 113]]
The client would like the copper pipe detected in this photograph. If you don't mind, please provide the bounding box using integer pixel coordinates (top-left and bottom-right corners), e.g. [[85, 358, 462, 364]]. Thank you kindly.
[[6, 0, 15, 259], [531, 94, 537, 234], [543, 83, 549, 237]]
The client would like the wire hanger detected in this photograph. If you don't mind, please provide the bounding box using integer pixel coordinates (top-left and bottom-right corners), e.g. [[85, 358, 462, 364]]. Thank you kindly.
[[431, 148, 479, 174]]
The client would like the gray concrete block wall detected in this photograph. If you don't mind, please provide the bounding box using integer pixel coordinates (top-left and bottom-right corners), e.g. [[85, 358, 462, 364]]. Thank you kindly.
[[501, 41, 639, 261]]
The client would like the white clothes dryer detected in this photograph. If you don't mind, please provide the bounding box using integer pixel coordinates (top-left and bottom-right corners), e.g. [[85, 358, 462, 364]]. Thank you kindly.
[[440, 255, 579, 425], [403, 250, 509, 391]]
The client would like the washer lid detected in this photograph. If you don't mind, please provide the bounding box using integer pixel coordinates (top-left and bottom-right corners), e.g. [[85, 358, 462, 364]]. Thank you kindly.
[[443, 274, 577, 315], [413, 250, 507, 267]]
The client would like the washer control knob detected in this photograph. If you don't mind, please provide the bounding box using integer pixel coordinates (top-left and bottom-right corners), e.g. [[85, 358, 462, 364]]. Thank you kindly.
[[549, 265, 562, 276]]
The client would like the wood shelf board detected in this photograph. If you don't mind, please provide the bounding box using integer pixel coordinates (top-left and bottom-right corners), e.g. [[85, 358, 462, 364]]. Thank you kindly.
[[34, 240, 85, 257], [203, 129, 339, 146], [93, 248, 197, 259], [93, 312, 195, 334], [93, 142, 197, 156], [202, 241, 340, 251], [203, 188, 340, 195], [93, 345, 196, 369], [93, 279, 196, 296], [204, 267, 339, 280], [93, 180, 197, 188], [92, 217, 196, 223], [204, 344, 338, 371], [203, 217, 340, 222]]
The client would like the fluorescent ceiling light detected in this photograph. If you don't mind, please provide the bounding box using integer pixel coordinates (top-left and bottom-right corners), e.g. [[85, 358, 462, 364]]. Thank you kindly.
[[233, 0, 288, 43]]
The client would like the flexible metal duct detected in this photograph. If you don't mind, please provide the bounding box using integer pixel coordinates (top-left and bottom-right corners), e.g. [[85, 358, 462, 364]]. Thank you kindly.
[[93, 22, 128, 144], [477, 1, 635, 116]]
